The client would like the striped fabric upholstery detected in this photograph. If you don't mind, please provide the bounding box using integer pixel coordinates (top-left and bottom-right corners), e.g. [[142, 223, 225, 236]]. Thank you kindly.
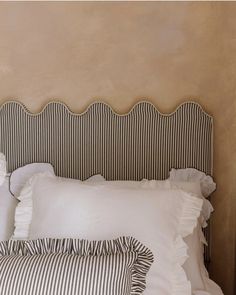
[[0, 100, 213, 265], [0, 101, 213, 179], [0, 237, 153, 295]]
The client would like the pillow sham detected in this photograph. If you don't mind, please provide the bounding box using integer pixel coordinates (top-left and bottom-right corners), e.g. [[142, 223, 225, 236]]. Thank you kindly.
[[68, 173, 222, 295], [13, 174, 107, 240], [14, 173, 203, 295], [0, 154, 18, 240], [0, 236, 153, 295], [169, 169, 223, 295], [169, 168, 216, 198], [0, 159, 55, 241], [0, 176, 18, 241], [10, 162, 55, 196], [184, 226, 224, 295]]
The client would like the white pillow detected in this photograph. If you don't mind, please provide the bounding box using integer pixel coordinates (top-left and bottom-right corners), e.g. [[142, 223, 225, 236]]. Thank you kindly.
[[0, 153, 17, 241], [0, 176, 18, 241], [0, 156, 55, 241], [184, 226, 224, 295], [10, 163, 55, 197], [169, 168, 216, 198], [72, 174, 223, 295], [15, 173, 202, 295], [169, 169, 223, 295], [12, 173, 106, 240], [0, 156, 56, 241]]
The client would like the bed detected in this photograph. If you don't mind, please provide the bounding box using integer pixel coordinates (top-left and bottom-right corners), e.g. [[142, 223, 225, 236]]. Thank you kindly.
[[0, 100, 223, 295]]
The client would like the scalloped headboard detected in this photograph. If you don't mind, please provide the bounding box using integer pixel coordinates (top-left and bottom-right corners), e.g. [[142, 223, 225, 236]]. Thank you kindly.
[[0, 101, 213, 179], [0, 100, 213, 266]]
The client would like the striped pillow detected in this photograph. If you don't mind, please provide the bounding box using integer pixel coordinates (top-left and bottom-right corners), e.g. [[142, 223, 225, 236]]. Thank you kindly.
[[0, 237, 153, 295]]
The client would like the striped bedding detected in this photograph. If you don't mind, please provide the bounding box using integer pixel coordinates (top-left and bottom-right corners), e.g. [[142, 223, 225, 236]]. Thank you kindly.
[[0, 237, 153, 295]]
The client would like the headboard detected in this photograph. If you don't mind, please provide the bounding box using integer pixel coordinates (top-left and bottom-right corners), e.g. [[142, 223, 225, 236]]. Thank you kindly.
[[0, 100, 213, 265], [0, 101, 213, 178]]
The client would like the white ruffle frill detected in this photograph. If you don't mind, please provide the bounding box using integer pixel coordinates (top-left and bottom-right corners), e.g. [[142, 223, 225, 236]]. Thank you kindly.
[[12, 172, 53, 240], [173, 192, 203, 295], [169, 168, 216, 198]]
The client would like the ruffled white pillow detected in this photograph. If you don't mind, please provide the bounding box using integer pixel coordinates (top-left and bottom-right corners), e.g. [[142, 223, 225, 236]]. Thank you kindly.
[[15, 173, 203, 295], [169, 168, 216, 198], [66, 171, 220, 295], [12, 174, 108, 240], [0, 176, 18, 241], [10, 163, 55, 197], [169, 168, 223, 295], [0, 162, 55, 240], [0, 154, 18, 241]]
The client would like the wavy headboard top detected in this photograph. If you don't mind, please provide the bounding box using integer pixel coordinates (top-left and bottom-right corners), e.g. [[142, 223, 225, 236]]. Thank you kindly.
[[0, 101, 213, 180]]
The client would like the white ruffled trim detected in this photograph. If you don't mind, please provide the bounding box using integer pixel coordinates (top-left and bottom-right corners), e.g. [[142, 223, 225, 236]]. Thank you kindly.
[[12, 172, 53, 240], [0, 153, 7, 186], [166, 177, 214, 228], [179, 194, 223, 295], [169, 168, 216, 198], [172, 236, 192, 294], [200, 198, 214, 228], [178, 191, 203, 238], [10, 163, 55, 197], [12, 173, 111, 240], [173, 191, 203, 295]]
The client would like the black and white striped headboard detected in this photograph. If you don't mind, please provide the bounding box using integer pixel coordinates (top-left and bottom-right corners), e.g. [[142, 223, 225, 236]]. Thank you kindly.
[[0, 100, 213, 267], [0, 101, 213, 179]]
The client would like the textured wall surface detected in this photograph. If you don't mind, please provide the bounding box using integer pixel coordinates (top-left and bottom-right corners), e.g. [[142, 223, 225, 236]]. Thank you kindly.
[[0, 2, 235, 294]]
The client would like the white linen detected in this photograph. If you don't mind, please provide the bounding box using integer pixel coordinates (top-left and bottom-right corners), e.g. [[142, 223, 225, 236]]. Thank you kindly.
[[10, 162, 55, 196], [69, 174, 223, 295], [169, 168, 216, 198], [12, 174, 108, 240], [0, 153, 18, 241], [15, 173, 202, 295], [169, 169, 223, 295], [0, 177, 18, 241], [184, 226, 224, 295]]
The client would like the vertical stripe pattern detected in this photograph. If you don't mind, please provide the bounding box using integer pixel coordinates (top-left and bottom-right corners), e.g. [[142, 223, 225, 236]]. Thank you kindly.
[[0, 237, 153, 295], [0, 101, 213, 179]]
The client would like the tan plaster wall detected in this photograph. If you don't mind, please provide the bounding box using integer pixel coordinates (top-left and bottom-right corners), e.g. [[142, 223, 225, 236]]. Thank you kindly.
[[0, 2, 235, 294]]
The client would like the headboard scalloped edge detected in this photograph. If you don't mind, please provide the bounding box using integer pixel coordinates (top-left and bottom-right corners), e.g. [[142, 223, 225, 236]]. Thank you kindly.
[[0, 100, 213, 178]]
